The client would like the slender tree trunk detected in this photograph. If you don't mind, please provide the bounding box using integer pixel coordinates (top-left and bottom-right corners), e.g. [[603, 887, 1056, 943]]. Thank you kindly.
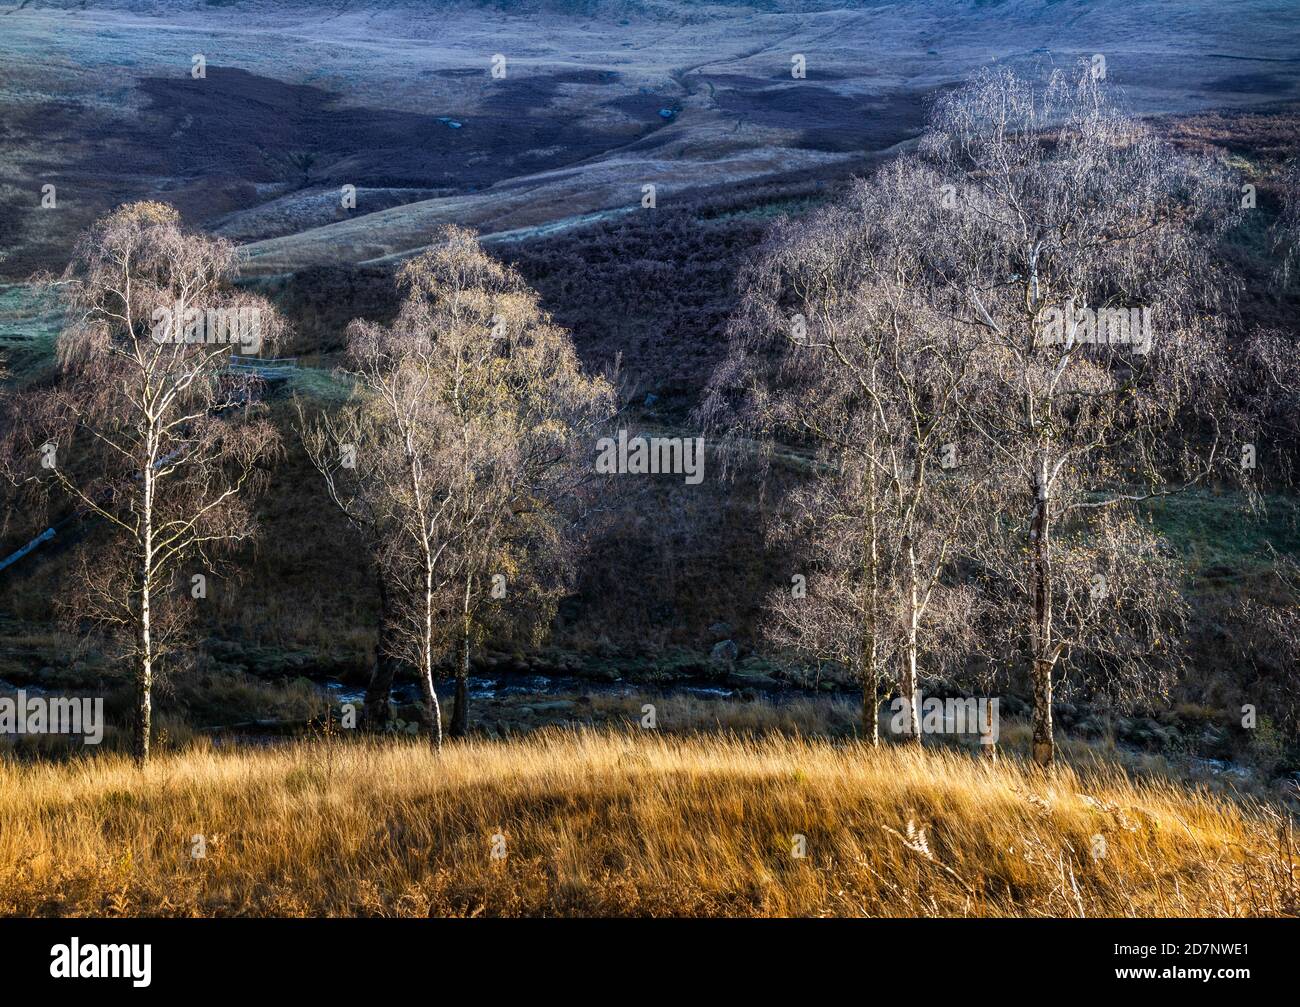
[[421, 556, 443, 749], [860, 633, 879, 745], [900, 534, 922, 742], [134, 455, 154, 767], [364, 570, 398, 731], [449, 571, 472, 738], [1029, 475, 1054, 767], [135, 582, 153, 766], [861, 453, 880, 744]]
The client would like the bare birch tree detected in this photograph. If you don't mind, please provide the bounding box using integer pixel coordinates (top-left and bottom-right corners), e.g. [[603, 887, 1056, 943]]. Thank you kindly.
[[704, 159, 983, 742], [334, 315, 458, 748], [326, 227, 613, 743], [921, 65, 1243, 765], [9, 202, 281, 765], [392, 228, 614, 738]]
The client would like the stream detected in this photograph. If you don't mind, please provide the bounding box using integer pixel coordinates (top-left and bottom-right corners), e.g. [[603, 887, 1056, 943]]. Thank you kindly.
[[321, 672, 740, 706]]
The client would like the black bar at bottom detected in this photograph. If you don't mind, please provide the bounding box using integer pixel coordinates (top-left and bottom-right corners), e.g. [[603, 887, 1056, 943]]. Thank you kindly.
[[0, 917, 1285, 993]]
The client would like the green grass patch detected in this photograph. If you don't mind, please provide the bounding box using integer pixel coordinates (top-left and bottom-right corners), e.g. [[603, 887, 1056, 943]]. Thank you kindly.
[[1145, 489, 1300, 581], [703, 195, 826, 224], [0, 284, 63, 387], [283, 365, 355, 405]]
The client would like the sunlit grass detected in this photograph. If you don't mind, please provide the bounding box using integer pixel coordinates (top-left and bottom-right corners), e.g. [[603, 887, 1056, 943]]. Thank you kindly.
[[0, 730, 1293, 917]]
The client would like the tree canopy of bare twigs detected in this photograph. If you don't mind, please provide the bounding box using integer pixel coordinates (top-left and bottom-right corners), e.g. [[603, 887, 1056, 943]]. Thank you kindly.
[[918, 65, 1252, 765], [301, 226, 614, 745], [4, 202, 282, 765], [703, 158, 988, 743], [706, 64, 1257, 766]]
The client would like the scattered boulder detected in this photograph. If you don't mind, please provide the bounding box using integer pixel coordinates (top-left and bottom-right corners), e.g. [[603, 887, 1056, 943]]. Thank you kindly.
[[710, 639, 739, 665]]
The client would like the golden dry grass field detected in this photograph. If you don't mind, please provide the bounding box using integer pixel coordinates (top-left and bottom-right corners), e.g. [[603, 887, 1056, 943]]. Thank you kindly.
[[0, 730, 1295, 918]]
